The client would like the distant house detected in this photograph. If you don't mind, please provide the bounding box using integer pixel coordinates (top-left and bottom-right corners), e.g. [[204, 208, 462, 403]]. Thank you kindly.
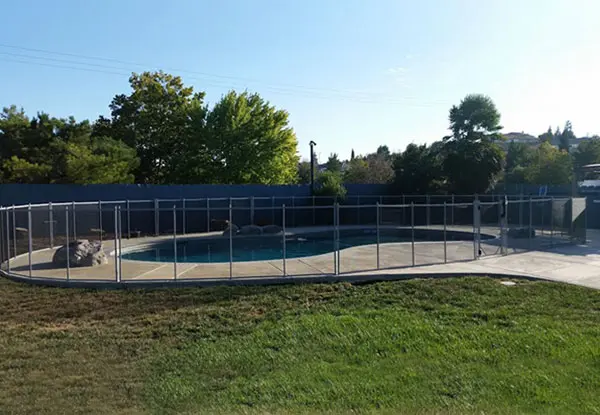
[[499, 132, 539, 151]]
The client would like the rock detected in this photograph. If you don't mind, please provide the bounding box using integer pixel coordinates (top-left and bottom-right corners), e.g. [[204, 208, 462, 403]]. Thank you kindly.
[[239, 225, 262, 235], [52, 240, 108, 267], [261, 225, 283, 234], [222, 223, 239, 236], [507, 227, 535, 239], [210, 219, 230, 232]]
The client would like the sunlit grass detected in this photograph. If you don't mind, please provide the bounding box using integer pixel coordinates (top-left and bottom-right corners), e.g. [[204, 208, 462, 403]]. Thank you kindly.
[[0, 277, 598, 414]]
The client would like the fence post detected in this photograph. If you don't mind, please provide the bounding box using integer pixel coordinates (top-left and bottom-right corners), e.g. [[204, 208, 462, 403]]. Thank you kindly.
[[27, 205, 32, 277], [501, 196, 508, 256], [66, 206, 70, 282], [336, 203, 340, 274], [98, 201, 103, 242], [126, 200, 131, 239], [5, 208, 10, 272], [473, 198, 480, 260], [206, 198, 210, 232], [376, 202, 380, 270], [519, 192, 524, 227], [550, 197, 554, 246], [48, 202, 54, 249], [117, 206, 122, 283], [282, 204, 287, 277], [443, 202, 447, 264], [114, 206, 119, 282], [229, 201, 233, 279], [411, 202, 415, 266], [182, 198, 186, 235], [71, 201, 77, 241], [332, 205, 337, 275], [154, 199, 159, 236], [528, 195, 533, 250], [173, 206, 177, 281], [11, 206, 16, 263]]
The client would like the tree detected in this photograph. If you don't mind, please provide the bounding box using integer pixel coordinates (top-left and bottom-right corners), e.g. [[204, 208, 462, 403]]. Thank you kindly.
[[313, 170, 346, 199], [559, 120, 575, 152], [573, 137, 600, 179], [325, 153, 343, 174], [376, 145, 391, 159], [538, 126, 553, 143], [343, 157, 369, 183], [393, 143, 444, 194], [364, 153, 394, 184], [524, 141, 572, 185], [505, 141, 535, 184], [446, 94, 503, 142], [95, 71, 208, 184], [350, 149, 355, 160], [443, 94, 505, 193], [205, 91, 299, 184]]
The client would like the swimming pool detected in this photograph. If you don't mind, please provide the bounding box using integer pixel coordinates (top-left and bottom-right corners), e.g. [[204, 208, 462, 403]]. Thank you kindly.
[[121, 228, 491, 263]]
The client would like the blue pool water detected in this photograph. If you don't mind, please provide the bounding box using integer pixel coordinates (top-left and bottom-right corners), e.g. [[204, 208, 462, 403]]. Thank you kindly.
[[122, 228, 485, 263]]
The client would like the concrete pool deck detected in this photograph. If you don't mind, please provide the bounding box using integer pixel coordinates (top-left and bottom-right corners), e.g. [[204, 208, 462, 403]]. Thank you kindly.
[[2, 225, 599, 290]]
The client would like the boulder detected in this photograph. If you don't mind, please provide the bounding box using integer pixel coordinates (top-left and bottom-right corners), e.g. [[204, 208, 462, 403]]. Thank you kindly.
[[507, 227, 535, 239], [261, 224, 283, 234], [52, 240, 108, 267], [222, 223, 239, 236], [210, 219, 230, 232], [239, 225, 263, 235]]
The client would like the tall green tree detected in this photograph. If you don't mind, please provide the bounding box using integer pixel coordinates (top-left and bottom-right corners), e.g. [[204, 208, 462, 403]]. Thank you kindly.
[[505, 141, 535, 184], [343, 157, 370, 183], [559, 120, 575, 152], [205, 91, 299, 184], [442, 94, 505, 193], [524, 141, 572, 185], [573, 136, 600, 179], [538, 126, 553, 144], [325, 153, 343, 174], [94, 71, 208, 184], [393, 143, 444, 194]]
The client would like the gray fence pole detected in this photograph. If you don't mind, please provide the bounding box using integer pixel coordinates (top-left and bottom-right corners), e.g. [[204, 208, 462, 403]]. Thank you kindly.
[[502, 197, 508, 256], [66, 206, 70, 282], [336, 203, 340, 274], [282, 204, 287, 277], [443, 202, 447, 264], [411, 202, 415, 266], [332, 205, 337, 275], [550, 197, 554, 246], [206, 198, 211, 232], [173, 206, 177, 281], [229, 202, 233, 279], [126, 200, 131, 239], [540, 198, 545, 236], [473, 199, 480, 260], [519, 193, 524, 227], [376, 202, 380, 270], [27, 205, 32, 277], [250, 196, 255, 225], [114, 207, 119, 282], [48, 202, 54, 249], [529, 196, 533, 250], [154, 199, 159, 236], [98, 201, 103, 242], [71, 201, 77, 241], [5, 208, 10, 272], [11, 206, 16, 262], [182, 199, 186, 235], [118, 206, 122, 283]]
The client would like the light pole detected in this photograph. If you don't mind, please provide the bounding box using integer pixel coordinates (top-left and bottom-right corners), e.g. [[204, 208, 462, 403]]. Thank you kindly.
[[309, 141, 317, 194]]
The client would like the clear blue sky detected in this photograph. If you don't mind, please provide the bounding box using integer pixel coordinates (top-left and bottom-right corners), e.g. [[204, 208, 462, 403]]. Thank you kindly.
[[1, 0, 599, 160]]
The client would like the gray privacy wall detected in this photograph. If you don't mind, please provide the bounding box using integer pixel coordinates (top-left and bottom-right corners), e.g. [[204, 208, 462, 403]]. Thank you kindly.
[[0, 183, 391, 206]]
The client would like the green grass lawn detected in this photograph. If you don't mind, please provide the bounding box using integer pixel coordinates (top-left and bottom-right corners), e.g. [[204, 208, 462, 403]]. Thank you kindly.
[[0, 277, 599, 414]]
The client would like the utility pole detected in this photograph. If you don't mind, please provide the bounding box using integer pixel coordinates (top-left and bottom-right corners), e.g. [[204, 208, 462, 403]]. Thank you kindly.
[[309, 141, 317, 194]]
